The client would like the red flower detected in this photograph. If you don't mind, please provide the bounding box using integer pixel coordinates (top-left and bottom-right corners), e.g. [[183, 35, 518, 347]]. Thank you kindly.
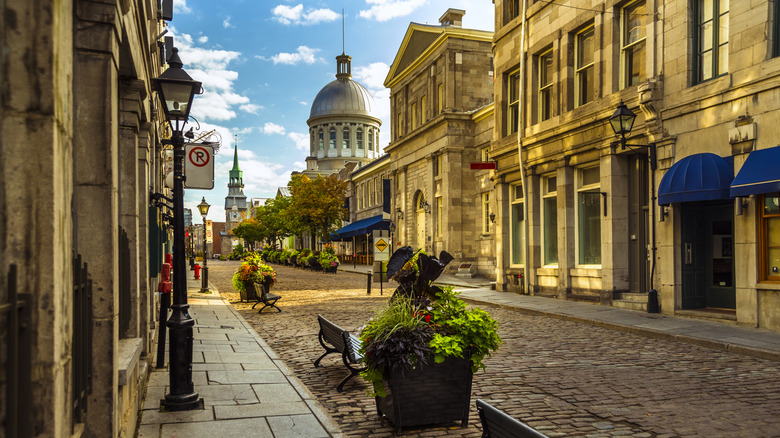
[[424, 314, 431, 323]]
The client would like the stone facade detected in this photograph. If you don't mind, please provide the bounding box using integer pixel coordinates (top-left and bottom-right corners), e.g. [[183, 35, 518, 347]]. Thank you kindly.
[[384, 9, 495, 274], [491, 0, 780, 331], [0, 0, 179, 436]]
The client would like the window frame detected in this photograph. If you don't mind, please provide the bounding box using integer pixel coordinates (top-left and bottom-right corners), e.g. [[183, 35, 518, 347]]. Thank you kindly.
[[620, 1, 647, 89], [694, 0, 729, 84], [411, 102, 417, 130], [421, 95, 427, 122], [356, 127, 363, 149], [576, 166, 602, 266], [760, 193, 780, 282], [436, 196, 443, 237], [368, 128, 374, 152], [482, 192, 491, 234], [510, 183, 525, 267], [507, 68, 520, 135], [329, 127, 336, 149], [575, 25, 595, 107], [342, 127, 350, 149], [538, 50, 554, 123], [542, 174, 558, 266], [318, 129, 324, 150], [438, 83, 444, 114]]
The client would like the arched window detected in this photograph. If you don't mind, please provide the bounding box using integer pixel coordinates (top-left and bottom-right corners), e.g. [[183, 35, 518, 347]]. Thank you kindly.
[[368, 128, 374, 152], [318, 129, 324, 150], [356, 128, 364, 149], [342, 127, 350, 148], [329, 127, 336, 149]]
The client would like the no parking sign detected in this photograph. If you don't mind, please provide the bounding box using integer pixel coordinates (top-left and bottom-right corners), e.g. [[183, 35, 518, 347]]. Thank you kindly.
[[184, 144, 214, 189]]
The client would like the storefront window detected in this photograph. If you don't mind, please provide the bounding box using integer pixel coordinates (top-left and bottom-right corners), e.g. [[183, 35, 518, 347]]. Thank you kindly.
[[761, 193, 780, 281], [577, 166, 601, 265]]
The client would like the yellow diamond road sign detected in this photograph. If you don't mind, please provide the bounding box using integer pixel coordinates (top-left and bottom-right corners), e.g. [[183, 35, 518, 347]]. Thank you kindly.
[[375, 238, 388, 252]]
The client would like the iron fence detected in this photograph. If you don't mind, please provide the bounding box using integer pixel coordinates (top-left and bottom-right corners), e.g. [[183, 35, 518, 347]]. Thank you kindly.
[[72, 254, 93, 427], [2, 264, 32, 437]]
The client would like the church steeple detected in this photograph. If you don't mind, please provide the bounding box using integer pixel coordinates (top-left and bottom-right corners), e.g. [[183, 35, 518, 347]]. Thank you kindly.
[[229, 143, 243, 187]]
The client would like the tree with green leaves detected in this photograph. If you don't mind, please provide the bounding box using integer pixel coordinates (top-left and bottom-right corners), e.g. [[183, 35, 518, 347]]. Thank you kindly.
[[255, 196, 296, 249], [231, 217, 264, 251], [288, 174, 348, 247]]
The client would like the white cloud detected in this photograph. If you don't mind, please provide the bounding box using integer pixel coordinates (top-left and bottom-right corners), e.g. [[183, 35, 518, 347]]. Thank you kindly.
[[287, 132, 309, 152], [240, 103, 262, 114], [174, 0, 192, 14], [198, 35, 208, 43], [299, 101, 308, 106], [171, 30, 259, 123], [359, 0, 427, 22], [223, 16, 233, 28], [262, 122, 286, 135], [269, 46, 320, 65], [235, 127, 255, 136], [353, 62, 390, 90], [272, 4, 340, 25]]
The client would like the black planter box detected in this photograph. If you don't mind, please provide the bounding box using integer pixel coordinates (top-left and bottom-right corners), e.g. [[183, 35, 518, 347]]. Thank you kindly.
[[375, 355, 473, 433]]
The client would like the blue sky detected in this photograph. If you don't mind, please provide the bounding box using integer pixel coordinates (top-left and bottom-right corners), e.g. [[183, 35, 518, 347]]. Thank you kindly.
[[173, 0, 493, 222]]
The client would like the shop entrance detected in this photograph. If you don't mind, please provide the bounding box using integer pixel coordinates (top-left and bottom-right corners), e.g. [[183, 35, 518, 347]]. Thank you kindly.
[[680, 202, 735, 309]]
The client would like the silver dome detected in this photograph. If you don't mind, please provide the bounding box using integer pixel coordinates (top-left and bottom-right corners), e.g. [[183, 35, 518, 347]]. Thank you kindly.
[[309, 78, 378, 119]]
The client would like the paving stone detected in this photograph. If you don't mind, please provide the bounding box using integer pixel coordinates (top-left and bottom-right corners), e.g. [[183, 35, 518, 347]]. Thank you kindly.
[[160, 417, 273, 437]]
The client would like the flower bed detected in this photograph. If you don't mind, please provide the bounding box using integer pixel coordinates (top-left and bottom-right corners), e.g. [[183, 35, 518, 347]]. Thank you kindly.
[[231, 252, 276, 302]]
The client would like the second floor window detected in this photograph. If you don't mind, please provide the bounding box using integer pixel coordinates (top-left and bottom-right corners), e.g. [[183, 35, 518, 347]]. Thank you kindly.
[[538, 51, 553, 122], [508, 69, 520, 135], [696, 0, 729, 83], [368, 128, 374, 151], [421, 95, 427, 122], [357, 128, 363, 149], [318, 129, 324, 150], [411, 102, 417, 130], [342, 127, 350, 148], [438, 83, 444, 113], [621, 1, 646, 88], [329, 128, 336, 149], [482, 192, 491, 234], [576, 26, 595, 107]]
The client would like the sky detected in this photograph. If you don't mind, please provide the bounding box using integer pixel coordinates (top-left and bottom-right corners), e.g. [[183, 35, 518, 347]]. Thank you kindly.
[[172, 0, 494, 223]]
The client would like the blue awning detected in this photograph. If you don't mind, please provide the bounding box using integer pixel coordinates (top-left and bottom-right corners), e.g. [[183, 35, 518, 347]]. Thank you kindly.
[[658, 153, 733, 205], [331, 215, 389, 240], [730, 146, 780, 197]]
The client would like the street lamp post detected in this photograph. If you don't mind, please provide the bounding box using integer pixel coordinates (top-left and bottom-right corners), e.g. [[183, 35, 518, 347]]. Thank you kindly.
[[609, 101, 660, 314], [197, 197, 210, 293], [152, 47, 204, 411], [388, 221, 396, 255]]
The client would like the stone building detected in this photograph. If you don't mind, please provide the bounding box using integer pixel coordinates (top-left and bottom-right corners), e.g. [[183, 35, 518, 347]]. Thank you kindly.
[[385, 9, 495, 273], [304, 53, 383, 177], [490, 0, 780, 331], [1, 0, 173, 436]]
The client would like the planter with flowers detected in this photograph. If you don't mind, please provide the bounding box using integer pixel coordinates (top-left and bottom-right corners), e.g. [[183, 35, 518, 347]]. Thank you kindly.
[[358, 247, 501, 433], [232, 252, 277, 302]]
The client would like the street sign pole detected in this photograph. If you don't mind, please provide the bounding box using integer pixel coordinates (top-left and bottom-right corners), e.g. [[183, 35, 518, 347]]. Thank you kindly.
[[373, 230, 390, 295]]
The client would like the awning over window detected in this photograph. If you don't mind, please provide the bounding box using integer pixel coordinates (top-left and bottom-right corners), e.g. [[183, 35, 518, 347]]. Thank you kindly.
[[331, 214, 389, 240], [658, 153, 733, 205], [730, 146, 780, 197]]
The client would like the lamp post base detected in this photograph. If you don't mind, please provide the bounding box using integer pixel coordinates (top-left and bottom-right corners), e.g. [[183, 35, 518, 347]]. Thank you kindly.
[[160, 396, 204, 412], [647, 289, 660, 313], [201, 266, 209, 293]]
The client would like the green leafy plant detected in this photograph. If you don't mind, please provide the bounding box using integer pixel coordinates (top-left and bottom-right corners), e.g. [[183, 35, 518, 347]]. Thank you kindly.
[[231, 252, 277, 292], [358, 247, 501, 397]]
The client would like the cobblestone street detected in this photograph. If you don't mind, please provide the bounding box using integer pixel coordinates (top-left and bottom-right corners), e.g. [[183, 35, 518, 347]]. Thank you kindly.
[[207, 260, 780, 437]]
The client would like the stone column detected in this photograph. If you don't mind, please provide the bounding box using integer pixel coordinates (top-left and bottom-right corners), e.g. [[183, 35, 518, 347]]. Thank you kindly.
[[557, 164, 574, 300], [74, 5, 120, 436]]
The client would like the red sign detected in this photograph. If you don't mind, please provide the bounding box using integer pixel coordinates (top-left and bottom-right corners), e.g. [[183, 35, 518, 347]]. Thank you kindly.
[[470, 162, 496, 170], [188, 147, 211, 167]]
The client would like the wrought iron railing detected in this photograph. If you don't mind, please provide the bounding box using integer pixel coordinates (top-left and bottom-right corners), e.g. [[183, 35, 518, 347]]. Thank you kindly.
[[2, 264, 32, 437], [72, 254, 93, 427]]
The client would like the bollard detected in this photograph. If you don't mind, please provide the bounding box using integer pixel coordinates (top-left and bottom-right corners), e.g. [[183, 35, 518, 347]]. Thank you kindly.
[[366, 269, 372, 295]]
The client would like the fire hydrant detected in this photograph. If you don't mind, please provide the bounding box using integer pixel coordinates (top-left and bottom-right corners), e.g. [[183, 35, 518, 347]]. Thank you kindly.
[[194, 263, 201, 280]]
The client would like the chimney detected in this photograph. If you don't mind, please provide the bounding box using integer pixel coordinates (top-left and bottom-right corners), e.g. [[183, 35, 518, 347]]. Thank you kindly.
[[439, 8, 465, 28]]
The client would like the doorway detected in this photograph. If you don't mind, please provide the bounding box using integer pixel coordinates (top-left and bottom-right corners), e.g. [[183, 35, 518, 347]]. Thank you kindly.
[[680, 202, 735, 309], [628, 155, 649, 294]]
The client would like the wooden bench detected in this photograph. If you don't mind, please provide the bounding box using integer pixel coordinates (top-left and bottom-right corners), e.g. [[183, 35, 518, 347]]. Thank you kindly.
[[252, 283, 281, 313], [476, 399, 548, 438], [314, 315, 365, 392]]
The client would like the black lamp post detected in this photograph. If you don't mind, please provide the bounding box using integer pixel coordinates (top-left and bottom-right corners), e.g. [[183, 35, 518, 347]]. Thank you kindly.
[[609, 101, 660, 314], [197, 197, 210, 293], [152, 47, 204, 411], [388, 221, 396, 254]]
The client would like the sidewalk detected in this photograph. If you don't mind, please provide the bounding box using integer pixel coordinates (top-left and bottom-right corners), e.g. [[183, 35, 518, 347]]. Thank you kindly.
[[137, 267, 342, 438], [340, 264, 780, 362]]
